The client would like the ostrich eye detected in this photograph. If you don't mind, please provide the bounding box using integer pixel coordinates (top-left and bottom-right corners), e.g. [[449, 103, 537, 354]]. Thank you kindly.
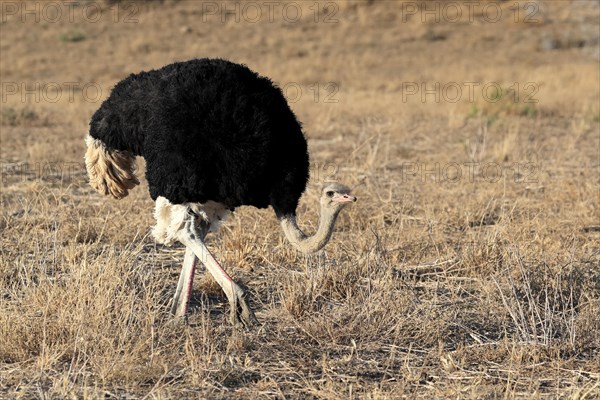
[[326, 191, 334, 197]]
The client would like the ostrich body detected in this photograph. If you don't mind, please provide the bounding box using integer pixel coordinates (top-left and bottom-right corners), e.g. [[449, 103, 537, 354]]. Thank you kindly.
[[85, 59, 356, 327]]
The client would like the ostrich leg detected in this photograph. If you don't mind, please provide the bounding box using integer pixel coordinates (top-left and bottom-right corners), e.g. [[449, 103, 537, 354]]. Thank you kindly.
[[170, 246, 198, 317], [170, 217, 209, 318], [178, 216, 257, 329]]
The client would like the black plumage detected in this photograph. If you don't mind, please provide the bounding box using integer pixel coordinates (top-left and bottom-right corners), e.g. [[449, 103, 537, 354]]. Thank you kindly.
[[89, 58, 309, 218]]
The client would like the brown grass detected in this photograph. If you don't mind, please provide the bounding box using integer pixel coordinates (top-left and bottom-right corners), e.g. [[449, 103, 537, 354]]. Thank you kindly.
[[1, 1, 599, 398]]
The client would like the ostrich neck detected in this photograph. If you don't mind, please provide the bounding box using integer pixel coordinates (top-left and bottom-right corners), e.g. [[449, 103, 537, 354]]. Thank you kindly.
[[280, 206, 341, 253]]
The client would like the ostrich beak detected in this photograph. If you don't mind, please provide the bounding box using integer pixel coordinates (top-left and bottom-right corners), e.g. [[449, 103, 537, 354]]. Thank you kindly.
[[332, 193, 357, 203]]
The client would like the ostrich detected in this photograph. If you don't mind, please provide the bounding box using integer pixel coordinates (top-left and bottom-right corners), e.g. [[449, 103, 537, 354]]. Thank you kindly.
[[84, 58, 356, 328]]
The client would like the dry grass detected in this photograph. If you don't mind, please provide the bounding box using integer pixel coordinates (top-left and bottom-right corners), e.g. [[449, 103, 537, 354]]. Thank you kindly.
[[1, 0, 599, 398]]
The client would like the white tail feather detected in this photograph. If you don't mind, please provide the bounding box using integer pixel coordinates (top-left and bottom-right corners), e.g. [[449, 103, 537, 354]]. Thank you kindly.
[[84, 134, 139, 199]]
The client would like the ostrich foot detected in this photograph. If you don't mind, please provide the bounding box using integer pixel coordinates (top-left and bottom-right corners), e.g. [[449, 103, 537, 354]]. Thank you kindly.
[[229, 289, 258, 329]]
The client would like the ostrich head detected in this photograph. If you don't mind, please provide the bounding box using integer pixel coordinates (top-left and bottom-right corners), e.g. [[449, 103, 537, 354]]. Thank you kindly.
[[319, 183, 357, 214], [280, 182, 356, 253]]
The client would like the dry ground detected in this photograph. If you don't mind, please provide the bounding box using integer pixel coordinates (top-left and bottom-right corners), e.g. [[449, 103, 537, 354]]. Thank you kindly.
[[1, 0, 599, 398]]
